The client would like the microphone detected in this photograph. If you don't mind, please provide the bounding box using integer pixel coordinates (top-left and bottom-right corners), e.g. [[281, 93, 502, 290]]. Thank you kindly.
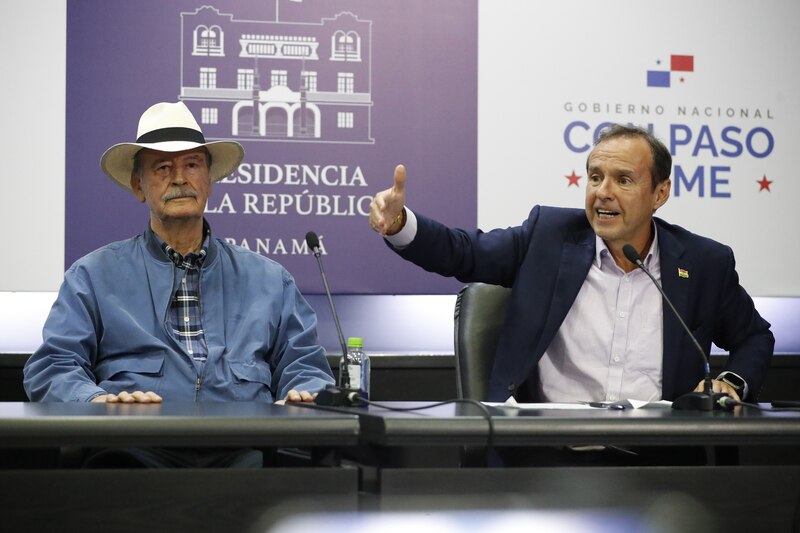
[[622, 243, 731, 411], [304, 231, 359, 406]]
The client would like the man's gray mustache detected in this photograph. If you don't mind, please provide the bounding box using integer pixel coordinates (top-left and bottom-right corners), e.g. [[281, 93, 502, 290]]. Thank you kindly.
[[163, 189, 198, 201]]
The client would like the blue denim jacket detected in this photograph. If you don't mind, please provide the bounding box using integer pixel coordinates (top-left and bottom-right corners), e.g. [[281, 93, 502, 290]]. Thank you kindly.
[[24, 226, 334, 402]]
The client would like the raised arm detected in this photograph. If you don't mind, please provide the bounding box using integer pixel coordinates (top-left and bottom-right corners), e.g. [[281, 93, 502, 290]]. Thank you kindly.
[[369, 164, 407, 236]]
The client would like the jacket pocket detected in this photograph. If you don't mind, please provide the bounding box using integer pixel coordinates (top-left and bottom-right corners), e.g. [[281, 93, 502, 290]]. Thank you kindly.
[[94, 352, 166, 394], [94, 352, 165, 381], [229, 360, 273, 401]]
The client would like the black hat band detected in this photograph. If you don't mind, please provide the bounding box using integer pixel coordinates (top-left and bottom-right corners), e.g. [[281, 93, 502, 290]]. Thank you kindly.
[[136, 127, 206, 144]]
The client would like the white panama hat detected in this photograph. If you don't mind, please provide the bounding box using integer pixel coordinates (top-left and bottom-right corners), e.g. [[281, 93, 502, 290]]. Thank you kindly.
[[100, 101, 244, 191]]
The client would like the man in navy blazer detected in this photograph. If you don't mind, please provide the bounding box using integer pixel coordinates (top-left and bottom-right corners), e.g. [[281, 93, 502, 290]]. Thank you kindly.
[[369, 124, 773, 403]]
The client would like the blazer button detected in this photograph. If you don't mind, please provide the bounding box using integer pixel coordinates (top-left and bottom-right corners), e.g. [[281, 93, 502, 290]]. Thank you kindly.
[[507, 383, 516, 392]]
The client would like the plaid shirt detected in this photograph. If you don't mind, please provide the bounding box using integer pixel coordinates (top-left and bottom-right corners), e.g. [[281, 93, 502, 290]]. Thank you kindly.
[[159, 229, 209, 370]]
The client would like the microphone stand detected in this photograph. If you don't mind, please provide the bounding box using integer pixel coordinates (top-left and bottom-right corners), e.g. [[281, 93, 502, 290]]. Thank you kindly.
[[305, 232, 359, 406], [308, 240, 349, 362], [622, 244, 726, 411]]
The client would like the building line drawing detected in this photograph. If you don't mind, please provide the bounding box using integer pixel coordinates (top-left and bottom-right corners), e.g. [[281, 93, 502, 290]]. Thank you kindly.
[[180, 5, 374, 145]]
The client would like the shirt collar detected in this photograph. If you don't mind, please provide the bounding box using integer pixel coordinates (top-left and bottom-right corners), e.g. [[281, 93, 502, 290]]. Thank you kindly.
[[156, 220, 211, 269], [594, 223, 660, 270]]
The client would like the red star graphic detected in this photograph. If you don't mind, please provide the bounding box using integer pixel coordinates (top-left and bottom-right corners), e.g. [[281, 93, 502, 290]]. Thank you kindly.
[[565, 170, 581, 188], [757, 175, 773, 192]]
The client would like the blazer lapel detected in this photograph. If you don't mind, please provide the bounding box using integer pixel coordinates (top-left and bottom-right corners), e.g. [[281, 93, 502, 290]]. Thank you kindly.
[[657, 223, 690, 399], [533, 228, 595, 356]]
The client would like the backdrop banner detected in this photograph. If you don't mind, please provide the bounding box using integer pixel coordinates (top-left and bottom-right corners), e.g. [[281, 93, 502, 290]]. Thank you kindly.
[[66, 1, 799, 297], [65, 0, 477, 294], [477, 0, 799, 297]]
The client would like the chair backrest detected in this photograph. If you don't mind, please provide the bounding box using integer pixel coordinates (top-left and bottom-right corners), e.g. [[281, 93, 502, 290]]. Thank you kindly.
[[453, 282, 512, 400]]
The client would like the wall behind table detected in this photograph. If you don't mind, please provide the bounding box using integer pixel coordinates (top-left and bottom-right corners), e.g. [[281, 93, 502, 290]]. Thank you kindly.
[[1, 2, 799, 365], [2, 349, 799, 403], [2, 292, 798, 404]]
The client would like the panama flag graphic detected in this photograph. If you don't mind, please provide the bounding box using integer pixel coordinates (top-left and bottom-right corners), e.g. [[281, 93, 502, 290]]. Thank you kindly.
[[647, 54, 694, 87]]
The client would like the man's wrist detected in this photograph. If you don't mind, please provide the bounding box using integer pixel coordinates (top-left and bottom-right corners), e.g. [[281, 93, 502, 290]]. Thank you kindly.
[[86, 391, 107, 402], [717, 371, 748, 399], [384, 207, 417, 248], [385, 208, 407, 236]]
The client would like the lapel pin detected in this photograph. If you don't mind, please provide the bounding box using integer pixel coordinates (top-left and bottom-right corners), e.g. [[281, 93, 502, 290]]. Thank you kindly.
[[678, 267, 689, 279]]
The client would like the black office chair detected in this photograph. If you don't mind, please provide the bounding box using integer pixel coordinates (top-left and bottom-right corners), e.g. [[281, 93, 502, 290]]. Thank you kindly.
[[453, 282, 512, 401], [453, 283, 722, 467]]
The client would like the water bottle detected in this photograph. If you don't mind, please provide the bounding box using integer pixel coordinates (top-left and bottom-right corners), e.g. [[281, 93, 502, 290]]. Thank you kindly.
[[339, 337, 370, 400]]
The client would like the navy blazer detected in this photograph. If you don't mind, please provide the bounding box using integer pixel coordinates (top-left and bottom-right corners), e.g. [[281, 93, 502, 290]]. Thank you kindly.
[[395, 206, 774, 402]]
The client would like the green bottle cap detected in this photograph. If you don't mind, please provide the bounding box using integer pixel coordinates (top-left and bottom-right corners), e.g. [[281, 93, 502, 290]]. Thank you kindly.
[[347, 337, 363, 349]]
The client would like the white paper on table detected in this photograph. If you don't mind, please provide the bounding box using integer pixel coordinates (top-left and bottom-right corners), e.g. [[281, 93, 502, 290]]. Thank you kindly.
[[484, 397, 672, 410]]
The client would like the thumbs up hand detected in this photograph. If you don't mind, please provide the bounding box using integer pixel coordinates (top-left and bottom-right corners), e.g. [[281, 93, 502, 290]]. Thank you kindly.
[[369, 164, 407, 236]]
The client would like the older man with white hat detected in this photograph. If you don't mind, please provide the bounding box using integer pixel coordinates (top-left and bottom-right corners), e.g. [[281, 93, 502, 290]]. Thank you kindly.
[[24, 102, 334, 413]]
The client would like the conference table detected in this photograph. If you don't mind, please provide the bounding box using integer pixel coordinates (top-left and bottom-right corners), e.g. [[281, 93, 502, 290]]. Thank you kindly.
[[0, 402, 361, 533], [1, 401, 799, 532], [4, 400, 799, 451], [349, 400, 800, 448], [0, 400, 360, 449], [346, 401, 800, 532]]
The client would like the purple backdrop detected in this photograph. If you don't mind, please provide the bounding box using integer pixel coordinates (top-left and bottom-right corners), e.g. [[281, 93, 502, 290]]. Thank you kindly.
[[65, 0, 477, 294]]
